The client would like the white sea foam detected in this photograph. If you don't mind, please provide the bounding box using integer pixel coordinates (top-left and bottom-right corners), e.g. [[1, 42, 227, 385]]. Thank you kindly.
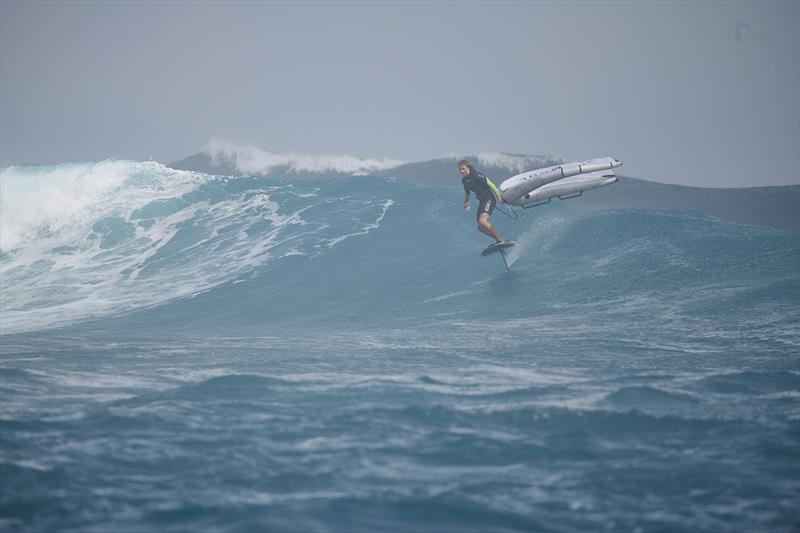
[[0, 162, 267, 332]]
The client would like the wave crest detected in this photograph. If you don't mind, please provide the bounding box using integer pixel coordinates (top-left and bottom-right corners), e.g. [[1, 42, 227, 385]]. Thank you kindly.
[[206, 139, 405, 176]]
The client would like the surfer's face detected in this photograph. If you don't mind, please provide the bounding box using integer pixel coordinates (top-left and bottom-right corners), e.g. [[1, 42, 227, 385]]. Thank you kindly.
[[458, 165, 470, 176]]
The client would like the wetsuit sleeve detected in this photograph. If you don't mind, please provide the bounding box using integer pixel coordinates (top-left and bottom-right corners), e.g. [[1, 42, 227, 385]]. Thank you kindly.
[[463, 182, 470, 204], [486, 178, 501, 200]]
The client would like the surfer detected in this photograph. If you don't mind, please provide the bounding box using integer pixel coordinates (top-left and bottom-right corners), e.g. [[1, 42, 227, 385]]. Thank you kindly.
[[458, 159, 506, 243]]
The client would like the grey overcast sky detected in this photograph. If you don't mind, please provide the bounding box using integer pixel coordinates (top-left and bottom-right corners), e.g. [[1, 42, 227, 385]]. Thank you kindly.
[[1, 0, 798, 187]]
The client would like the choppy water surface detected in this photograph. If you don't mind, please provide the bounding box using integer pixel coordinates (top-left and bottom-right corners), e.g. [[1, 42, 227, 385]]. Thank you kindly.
[[1, 162, 798, 532]]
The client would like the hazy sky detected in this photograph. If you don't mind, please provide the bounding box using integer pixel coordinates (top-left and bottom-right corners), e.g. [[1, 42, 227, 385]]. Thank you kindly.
[[1, 0, 798, 187]]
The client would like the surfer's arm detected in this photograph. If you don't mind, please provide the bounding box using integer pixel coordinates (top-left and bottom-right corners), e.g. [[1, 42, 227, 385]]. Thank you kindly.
[[486, 178, 504, 203], [463, 192, 472, 211]]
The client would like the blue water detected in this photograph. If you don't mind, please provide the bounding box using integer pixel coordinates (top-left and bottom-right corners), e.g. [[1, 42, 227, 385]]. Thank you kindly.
[[1, 161, 799, 532]]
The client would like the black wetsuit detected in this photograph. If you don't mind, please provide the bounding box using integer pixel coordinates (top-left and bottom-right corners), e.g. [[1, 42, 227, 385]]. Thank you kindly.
[[462, 170, 499, 221]]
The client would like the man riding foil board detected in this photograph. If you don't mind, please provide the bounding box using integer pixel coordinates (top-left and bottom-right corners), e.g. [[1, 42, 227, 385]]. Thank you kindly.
[[458, 159, 507, 245]]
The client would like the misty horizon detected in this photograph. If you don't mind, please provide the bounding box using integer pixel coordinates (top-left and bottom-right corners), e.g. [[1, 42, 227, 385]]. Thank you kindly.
[[1, 1, 798, 188]]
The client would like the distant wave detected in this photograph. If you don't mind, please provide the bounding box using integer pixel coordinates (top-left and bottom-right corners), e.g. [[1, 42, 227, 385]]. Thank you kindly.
[[206, 139, 406, 176], [203, 141, 561, 177], [475, 153, 563, 174]]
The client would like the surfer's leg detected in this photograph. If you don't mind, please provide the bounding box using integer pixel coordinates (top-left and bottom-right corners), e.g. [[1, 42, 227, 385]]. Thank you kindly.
[[477, 212, 504, 243]]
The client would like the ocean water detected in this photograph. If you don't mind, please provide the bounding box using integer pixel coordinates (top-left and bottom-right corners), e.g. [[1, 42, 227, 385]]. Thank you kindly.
[[1, 161, 798, 532]]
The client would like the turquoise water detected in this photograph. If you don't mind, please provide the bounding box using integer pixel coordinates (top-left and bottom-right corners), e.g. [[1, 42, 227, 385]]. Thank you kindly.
[[1, 161, 798, 532]]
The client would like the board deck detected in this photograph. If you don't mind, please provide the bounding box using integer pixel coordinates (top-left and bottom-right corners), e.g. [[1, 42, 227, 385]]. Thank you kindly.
[[481, 241, 515, 257]]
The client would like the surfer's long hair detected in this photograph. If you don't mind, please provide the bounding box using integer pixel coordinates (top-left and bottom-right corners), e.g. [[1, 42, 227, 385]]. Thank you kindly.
[[458, 159, 476, 173]]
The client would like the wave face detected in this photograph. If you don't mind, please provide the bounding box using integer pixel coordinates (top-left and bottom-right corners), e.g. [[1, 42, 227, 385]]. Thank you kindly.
[[1, 161, 395, 333], [1, 161, 799, 532]]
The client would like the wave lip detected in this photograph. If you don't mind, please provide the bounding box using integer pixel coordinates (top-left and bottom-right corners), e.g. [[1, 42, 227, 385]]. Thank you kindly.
[[0, 160, 198, 252]]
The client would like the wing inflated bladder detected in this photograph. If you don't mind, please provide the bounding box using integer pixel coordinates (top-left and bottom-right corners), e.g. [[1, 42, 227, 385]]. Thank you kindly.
[[500, 157, 622, 207]]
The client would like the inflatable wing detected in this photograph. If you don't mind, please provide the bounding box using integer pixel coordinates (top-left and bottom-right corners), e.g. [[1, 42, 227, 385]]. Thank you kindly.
[[500, 157, 622, 207]]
